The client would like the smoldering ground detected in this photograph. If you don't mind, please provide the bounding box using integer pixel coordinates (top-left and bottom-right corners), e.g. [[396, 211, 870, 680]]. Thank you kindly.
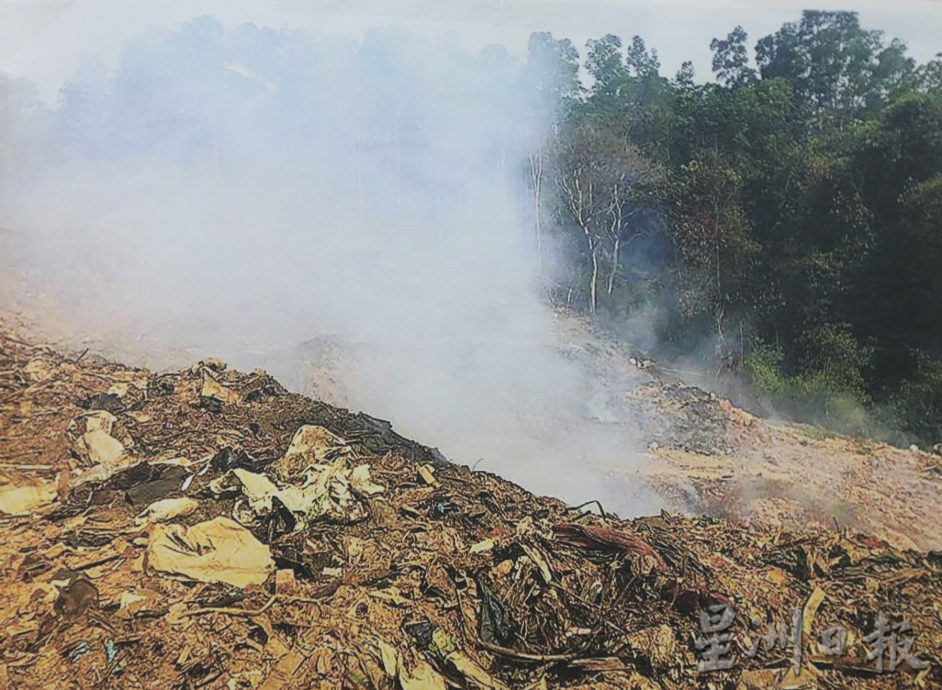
[[0, 17, 661, 514]]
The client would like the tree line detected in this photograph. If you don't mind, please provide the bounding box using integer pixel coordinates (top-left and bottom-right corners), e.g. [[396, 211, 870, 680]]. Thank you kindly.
[[528, 11, 942, 443]]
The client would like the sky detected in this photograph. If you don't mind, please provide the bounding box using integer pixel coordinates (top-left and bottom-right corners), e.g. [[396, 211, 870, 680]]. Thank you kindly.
[[1, 0, 940, 102]]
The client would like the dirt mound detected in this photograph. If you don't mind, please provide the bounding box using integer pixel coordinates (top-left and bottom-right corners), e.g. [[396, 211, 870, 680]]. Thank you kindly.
[[0, 327, 939, 689], [550, 315, 942, 552]]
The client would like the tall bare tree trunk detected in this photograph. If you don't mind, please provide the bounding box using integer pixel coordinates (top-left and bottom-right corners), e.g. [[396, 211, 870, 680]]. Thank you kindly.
[[607, 233, 620, 297], [590, 248, 599, 313], [606, 190, 624, 298], [561, 175, 597, 314], [585, 229, 598, 314]]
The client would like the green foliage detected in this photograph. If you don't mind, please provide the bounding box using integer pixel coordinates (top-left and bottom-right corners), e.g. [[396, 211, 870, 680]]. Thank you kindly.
[[916, 54, 942, 92], [710, 26, 756, 88], [534, 11, 942, 444], [742, 343, 788, 397], [755, 10, 913, 114], [525, 32, 582, 111], [744, 328, 874, 435], [796, 324, 873, 403], [626, 36, 660, 78], [887, 358, 942, 443], [585, 34, 627, 103]]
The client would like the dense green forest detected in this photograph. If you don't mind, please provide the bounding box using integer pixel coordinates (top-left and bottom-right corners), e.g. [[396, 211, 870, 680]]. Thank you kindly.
[[531, 11, 942, 444]]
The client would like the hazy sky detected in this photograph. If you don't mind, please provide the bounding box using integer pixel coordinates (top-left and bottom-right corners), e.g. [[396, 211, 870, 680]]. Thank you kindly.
[[1, 0, 940, 102]]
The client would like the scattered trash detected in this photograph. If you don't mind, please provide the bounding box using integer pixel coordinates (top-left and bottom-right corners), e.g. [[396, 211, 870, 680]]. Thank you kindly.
[[75, 409, 118, 434], [147, 517, 275, 588], [23, 357, 53, 382], [374, 638, 399, 677], [73, 428, 126, 466], [197, 357, 227, 372], [0, 478, 57, 515], [104, 639, 124, 676], [373, 638, 449, 690], [210, 446, 257, 472], [280, 424, 346, 466], [1, 328, 940, 690], [399, 660, 447, 690], [625, 624, 676, 671], [228, 458, 383, 529], [470, 538, 496, 554], [274, 568, 297, 595], [67, 641, 91, 663], [196, 394, 224, 413], [417, 464, 437, 486], [125, 463, 190, 505], [77, 392, 125, 414], [54, 576, 100, 617], [135, 496, 199, 525], [117, 589, 164, 618], [200, 370, 240, 406], [404, 621, 435, 650], [430, 627, 510, 690], [553, 522, 668, 573], [477, 580, 513, 647]]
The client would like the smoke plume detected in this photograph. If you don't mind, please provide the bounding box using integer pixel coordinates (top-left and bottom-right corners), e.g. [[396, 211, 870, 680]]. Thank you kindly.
[[0, 17, 655, 514]]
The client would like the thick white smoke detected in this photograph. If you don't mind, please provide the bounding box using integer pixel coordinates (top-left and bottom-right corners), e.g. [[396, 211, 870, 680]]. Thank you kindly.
[[0, 18, 656, 514]]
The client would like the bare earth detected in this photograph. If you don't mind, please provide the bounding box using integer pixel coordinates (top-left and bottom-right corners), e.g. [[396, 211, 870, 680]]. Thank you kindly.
[[550, 316, 942, 553]]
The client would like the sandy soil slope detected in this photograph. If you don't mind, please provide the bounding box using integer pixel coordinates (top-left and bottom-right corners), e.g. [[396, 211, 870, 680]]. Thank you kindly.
[[644, 418, 942, 552], [0, 321, 939, 689], [548, 317, 942, 552]]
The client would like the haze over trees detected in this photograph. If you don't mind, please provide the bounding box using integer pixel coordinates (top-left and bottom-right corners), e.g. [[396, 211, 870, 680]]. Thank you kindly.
[[2, 10, 940, 445]]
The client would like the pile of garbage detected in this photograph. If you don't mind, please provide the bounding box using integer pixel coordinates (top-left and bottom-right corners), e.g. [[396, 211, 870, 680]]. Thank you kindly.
[[0, 328, 939, 689]]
